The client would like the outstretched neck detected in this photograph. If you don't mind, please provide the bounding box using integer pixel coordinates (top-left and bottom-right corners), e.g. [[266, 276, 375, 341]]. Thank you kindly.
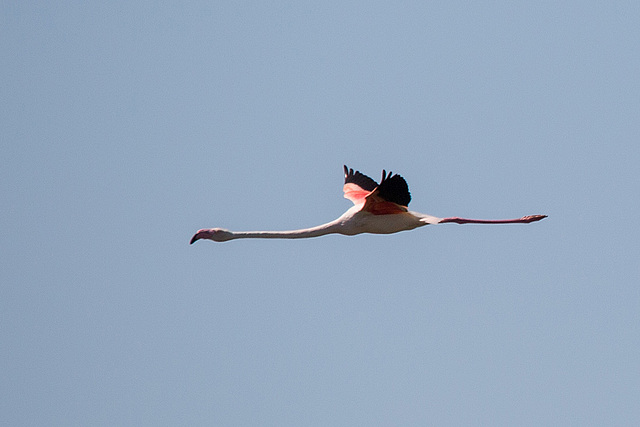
[[224, 220, 343, 241]]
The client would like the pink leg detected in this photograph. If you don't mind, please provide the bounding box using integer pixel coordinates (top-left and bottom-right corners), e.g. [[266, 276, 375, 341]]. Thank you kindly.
[[439, 214, 547, 224]]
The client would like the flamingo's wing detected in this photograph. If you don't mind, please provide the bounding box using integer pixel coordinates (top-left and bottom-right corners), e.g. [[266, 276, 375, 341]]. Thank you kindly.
[[361, 170, 412, 215], [343, 165, 377, 205]]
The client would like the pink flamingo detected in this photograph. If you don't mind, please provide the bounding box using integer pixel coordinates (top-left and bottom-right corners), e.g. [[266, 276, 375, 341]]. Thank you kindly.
[[190, 166, 546, 243]]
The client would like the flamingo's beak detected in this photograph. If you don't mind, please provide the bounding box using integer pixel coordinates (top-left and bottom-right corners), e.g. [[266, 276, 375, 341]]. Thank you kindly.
[[190, 230, 208, 244]]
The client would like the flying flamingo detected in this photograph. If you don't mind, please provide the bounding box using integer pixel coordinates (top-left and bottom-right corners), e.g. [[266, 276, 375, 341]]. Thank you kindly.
[[190, 166, 546, 243]]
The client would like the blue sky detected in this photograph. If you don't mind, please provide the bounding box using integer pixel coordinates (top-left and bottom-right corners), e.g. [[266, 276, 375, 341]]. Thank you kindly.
[[2, 2, 639, 425]]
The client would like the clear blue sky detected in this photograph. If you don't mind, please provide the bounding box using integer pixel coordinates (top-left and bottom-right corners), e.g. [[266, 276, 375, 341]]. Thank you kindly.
[[2, 2, 639, 425]]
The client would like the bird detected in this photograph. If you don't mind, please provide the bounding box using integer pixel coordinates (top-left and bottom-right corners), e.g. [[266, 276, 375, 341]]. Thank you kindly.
[[190, 165, 546, 243]]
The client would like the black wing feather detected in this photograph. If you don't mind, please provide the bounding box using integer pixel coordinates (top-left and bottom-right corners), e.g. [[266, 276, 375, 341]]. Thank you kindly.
[[377, 172, 411, 207], [343, 165, 378, 192]]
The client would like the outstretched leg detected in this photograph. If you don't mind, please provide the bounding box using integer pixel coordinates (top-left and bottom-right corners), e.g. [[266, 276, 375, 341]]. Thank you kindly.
[[439, 214, 547, 224]]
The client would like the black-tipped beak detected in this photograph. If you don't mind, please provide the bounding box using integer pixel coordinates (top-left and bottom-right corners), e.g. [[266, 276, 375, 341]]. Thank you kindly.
[[190, 233, 201, 244]]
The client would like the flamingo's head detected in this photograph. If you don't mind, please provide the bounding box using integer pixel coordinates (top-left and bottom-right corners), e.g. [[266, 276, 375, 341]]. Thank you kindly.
[[190, 228, 234, 244]]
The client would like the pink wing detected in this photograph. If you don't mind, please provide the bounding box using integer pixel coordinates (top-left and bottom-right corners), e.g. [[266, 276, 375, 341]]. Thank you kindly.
[[343, 165, 377, 205], [343, 166, 412, 215]]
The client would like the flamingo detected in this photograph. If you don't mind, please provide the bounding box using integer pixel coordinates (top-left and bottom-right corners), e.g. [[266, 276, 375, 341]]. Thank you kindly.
[[190, 166, 546, 243]]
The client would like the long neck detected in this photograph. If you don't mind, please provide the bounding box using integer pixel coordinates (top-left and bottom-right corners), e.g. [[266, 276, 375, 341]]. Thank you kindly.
[[227, 220, 343, 240]]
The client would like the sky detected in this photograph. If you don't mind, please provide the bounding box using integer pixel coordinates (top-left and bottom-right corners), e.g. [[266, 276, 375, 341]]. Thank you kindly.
[[2, 1, 640, 425]]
